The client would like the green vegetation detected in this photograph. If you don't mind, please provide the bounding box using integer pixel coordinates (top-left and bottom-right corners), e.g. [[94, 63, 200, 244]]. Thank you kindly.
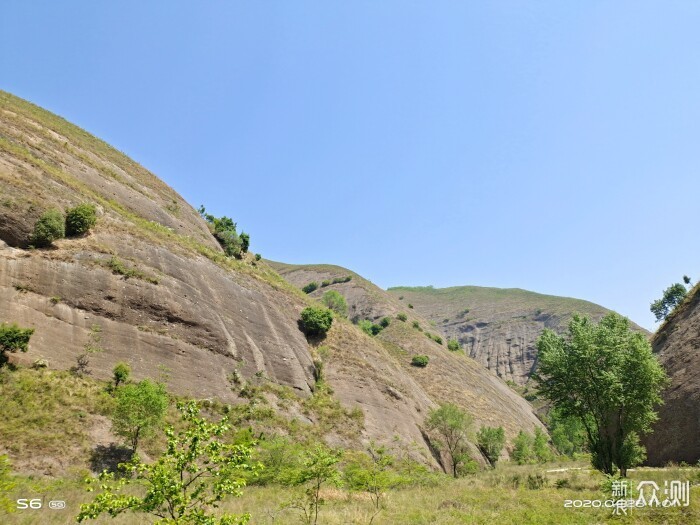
[[300, 307, 334, 336], [0, 322, 34, 365], [105, 256, 159, 284], [477, 426, 505, 468], [535, 313, 667, 476], [321, 280, 331, 287], [411, 321, 422, 331], [396, 312, 407, 322], [650, 277, 691, 322], [32, 208, 65, 247], [411, 355, 429, 368], [78, 400, 257, 525], [511, 428, 552, 465], [112, 362, 130, 389], [65, 203, 97, 236], [447, 339, 461, 351], [426, 403, 472, 477], [408, 304, 414, 309], [379, 316, 391, 328], [358, 319, 383, 336], [198, 205, 249, 259], [302, 282, 319, 294], [111, 379, 169, 452], [548, 408, 586, 458], [321, 290, 348, 317], [426, 333, 443, 345]]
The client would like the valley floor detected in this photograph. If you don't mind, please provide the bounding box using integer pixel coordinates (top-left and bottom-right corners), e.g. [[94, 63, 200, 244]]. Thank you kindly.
[[3, 462, 699, 525]]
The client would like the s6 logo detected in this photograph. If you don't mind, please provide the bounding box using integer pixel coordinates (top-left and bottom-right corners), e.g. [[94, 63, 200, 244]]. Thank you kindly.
[[16, 498, 42, 509]]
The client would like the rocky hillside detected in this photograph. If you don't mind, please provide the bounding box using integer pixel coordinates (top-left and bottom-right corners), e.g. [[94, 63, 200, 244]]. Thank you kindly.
[[643, 284, 700, 466], [270, 262, 546, 452], [386, 285, 647, 385], [0, 91, 544, 475]]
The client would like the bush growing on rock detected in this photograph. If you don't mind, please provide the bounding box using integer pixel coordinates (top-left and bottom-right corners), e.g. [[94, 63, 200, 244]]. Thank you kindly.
[[65, 203, 97, 236], [0, 323, 34, 366], [321, 290, 348, 317], [300, 306, 334, 336], [411, 355, 429, 367], [447, 339, 461, 351], [32, 209, 65, 247], [397, 312, 408, 322], [302, 282, 319, 294]]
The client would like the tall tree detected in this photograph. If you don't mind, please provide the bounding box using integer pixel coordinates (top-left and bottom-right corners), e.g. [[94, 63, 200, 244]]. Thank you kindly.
[[112, 379, 168, 452], [425, 403, 473, 477], [534, 313, 667, 476]]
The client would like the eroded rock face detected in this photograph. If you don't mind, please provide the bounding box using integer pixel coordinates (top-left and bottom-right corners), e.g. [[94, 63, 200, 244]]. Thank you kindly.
[[643, 286, 700, 466]]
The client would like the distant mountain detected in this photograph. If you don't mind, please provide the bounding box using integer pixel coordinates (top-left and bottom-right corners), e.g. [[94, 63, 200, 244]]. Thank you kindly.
[[642, 283, 700, 466], [386, 285, 648, 385]]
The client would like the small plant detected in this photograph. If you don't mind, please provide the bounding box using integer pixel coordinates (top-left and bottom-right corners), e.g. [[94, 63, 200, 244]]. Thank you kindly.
[[302, 282, 319, 294], [320, 280, 331, 287], [408, 304, 414, 309], [412, 321, 422, 331], [112, 362, 130, 389], [49, 296, 61, 305], [255, 253, 262, 261], [526, 473, 548, 490], [447, 339, 461, 351], [397, 312, 408, 322], [332, 276, 352, 284], [411, 355, 429, 367], [65, 203, 97, 236], [300, 307, 334, 336], [432, 335, 443, 345], [32, 209, 65, 247], [358, 320, 383, 336], [379, 317, 391, 328]]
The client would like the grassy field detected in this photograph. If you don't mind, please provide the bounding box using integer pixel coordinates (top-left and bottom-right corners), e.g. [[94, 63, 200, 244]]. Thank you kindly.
[[2, 461, 699, 524]]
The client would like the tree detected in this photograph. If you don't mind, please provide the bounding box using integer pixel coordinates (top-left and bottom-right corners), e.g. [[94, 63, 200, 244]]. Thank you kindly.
[[32, 209, 65, 247], [78, 401, 257, 525], [299, 307, 333, 337], [239, 232, 250, 253], [476, 426, 505, 467], [533, 427, 553, 462], [112, 362, 130, 389], [0, 323, 34, 366], [321, 290, 348, 317], [198, 206, 246, 259], [111, 379, 168, 452], [548, 407, 586, 457], [343, 443, 394, 524], [534, 313, 667, 476], [426, 403, 473, 477], [512, 431, 534, 464], [285, 445, 342, 525], [650, 282, 688, 322], [65, 203, 97, 236]]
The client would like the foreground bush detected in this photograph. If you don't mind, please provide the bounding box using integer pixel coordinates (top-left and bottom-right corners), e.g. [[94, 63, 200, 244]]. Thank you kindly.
[[300, 307, 334, 336], [32, 209, 65, 247], [65, 203, 97, 236], [78, 400, 257, 525]]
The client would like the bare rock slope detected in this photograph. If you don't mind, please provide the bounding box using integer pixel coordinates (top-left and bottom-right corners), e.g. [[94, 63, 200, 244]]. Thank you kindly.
[[386, 285, 647, 385], [643, 284, 700, 466], [0, 91, 543, 473]]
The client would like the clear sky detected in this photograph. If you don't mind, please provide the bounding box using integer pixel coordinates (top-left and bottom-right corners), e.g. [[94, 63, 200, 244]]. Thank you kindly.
[[3, 2, 699, 331]]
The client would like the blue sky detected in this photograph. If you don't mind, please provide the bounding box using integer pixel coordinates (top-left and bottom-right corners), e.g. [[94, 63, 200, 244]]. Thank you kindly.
[[3, 2, 699, 331]]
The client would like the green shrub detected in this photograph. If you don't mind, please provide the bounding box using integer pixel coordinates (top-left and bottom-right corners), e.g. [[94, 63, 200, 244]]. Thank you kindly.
[[302, 282, 319, 294], [0, 323, 34, 365], [332, 276, 352, 284], [112, 362, 131, 388], [379, 317, 391, 328], [321, 280, 331, 287], [408, 304, 414, 309], [255, 253, 262, 261], [412, 321, 422, 331], [432, 335, 443, 345], [358, 320, 383, 336], [397, 313, 408, 322], [477, 426, 506, 467], [65, 203, 97, 236], [447, 339, 461, 351], [198, 205, 246, 258], [32, 209, 65, 247], [300, 307, 333, 336], [321, 290, 348, 317], [411, 355, 429, 367], [239, 232, 250, 253]]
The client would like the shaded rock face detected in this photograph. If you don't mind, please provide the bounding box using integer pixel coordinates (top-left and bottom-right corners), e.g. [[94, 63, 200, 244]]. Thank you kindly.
[[385, 286, 647, 385], [643, 286, 700, 466], [270, 263, 547, 453]]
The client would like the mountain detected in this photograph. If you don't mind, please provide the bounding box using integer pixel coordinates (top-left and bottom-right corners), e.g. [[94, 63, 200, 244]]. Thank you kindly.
[[642, 284, 700, 466], [0, 91, 543, 475], [386, 285, 648, 385]]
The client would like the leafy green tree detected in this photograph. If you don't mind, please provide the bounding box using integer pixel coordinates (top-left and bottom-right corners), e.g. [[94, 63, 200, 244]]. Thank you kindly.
[[476, 426, 505, 467], [65, 203, 97, 236], [239, 232, 250, 253], [548, 408, 586, 457], [533, 427, 553, 462], [32, 209, 65, 247], [0, 323, 34, 366], [650, 282, 689, 322], [534, 313, 667, 476], [198, 206, 246, 258], [344, 443, 394, 523], [321, 290, 348, 317], [112, 379, 168, 452], [112, 362, 130, 389], [512, 430, 534, 464], [78, 401, 257, 525], [285, 445, 342, 525], [300, 307, 333, 336], [447, 339, 461, 351], [426, 403, 473, 477]]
